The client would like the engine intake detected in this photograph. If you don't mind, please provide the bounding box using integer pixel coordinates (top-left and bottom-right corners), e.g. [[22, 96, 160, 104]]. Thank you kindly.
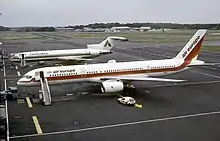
[[101, 80, 124, 93]]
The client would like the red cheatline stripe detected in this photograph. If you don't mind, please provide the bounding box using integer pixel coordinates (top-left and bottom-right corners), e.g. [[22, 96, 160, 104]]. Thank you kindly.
[[44, 61, 183, 82]]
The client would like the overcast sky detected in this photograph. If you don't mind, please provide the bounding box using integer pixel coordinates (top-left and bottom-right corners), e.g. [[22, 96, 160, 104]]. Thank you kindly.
[[0, 0, 220, 27]]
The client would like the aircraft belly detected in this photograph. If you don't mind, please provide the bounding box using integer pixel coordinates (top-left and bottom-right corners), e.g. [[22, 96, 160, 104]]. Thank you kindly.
[[12, 55, 93, 62]]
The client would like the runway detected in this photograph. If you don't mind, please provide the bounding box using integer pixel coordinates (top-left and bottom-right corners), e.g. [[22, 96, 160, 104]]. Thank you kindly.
[[0, 31, 220, 141]]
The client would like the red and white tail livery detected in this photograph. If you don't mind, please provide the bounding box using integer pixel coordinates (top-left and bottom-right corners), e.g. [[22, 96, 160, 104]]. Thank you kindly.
[[175, 29, 206, 62]]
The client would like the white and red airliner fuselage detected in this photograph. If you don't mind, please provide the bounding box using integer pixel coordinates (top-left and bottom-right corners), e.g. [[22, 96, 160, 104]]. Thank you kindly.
[[18, 59, 188, 85], [10, 36, 128, 62]]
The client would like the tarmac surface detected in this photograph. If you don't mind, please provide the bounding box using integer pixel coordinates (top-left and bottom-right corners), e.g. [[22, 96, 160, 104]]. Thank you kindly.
[[0, 32, 220, 141]]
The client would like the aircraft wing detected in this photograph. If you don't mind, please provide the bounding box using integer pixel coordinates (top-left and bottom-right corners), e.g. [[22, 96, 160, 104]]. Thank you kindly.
[[56, 57, 93, 61], [100, 76, 185, 82]]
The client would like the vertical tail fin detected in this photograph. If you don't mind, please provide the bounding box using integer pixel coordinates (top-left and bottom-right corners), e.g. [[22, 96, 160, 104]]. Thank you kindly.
[[87, 36, 128, 52], [174, 30, 206, 62]]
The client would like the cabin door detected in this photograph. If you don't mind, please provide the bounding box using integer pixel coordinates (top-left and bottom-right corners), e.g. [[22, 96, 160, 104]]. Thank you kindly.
[[80, 67, 86, 78]]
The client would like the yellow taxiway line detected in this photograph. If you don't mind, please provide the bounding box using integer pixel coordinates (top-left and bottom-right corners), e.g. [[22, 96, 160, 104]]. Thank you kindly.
[[26, 97, 33, 108], [32, 116, 43, 134], [135, 103, 143, 108]]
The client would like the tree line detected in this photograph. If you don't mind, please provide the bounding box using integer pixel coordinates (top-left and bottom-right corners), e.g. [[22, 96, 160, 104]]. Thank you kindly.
[[67, 22, 220, 30], [18, 27, 55, 32], [0, 26, 10, 31], [0, 26, 55, 32], [1, 23, 220, 31]]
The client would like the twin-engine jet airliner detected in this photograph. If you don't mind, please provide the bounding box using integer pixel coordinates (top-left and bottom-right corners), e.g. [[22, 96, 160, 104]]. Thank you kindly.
[[10, 36, 128, 62], [18, 30, 208, 93]]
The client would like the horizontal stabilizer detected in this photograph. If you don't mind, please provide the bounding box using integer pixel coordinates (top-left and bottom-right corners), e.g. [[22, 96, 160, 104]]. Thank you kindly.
[[87, 36, 128, 51], [188, 60, 220, 67], [188, 63, 220, 67]]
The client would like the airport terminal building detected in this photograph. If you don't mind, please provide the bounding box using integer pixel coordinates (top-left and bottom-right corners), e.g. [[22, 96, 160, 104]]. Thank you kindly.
[[111, 26, 131, 32]]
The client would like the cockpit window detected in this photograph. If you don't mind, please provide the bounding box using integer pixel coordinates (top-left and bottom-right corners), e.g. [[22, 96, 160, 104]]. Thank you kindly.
[[23, 75, 32, 79], [11, 53, 16, 56]]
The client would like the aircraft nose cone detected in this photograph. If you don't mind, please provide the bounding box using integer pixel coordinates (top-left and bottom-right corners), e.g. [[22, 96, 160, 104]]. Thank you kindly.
[[9, 55, 19, 62], [9, 57, 13, 61], [17, 79, 22, 86], [17, 78, 26, 86]]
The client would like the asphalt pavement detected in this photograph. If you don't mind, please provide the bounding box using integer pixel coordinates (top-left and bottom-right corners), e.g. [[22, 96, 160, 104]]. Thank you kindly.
[[0, 32, 220, 141]]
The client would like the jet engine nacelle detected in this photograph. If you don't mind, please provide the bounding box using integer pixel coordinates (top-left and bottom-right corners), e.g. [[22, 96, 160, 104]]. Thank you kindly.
[[89, 50, 100, 56], [101, 80, 124, 93]]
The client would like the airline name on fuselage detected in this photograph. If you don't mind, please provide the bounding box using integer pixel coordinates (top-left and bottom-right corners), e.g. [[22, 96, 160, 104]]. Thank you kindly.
[[29, 52, 48, 56], [182, 36, 200, 58], [51, 69, 76, 74]]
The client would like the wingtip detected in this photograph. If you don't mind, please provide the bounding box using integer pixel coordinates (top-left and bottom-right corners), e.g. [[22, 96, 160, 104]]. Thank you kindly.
[[107, 36, 129, 41], [172, 79, 187, 83]]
